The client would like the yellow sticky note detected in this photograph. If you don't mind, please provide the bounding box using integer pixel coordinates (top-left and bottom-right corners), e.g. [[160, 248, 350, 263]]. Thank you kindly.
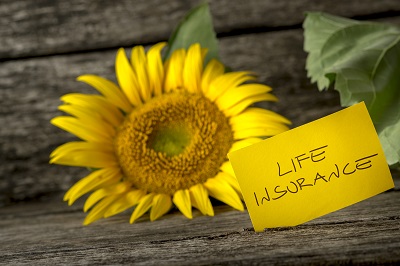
[[228, 102, 394, 232]]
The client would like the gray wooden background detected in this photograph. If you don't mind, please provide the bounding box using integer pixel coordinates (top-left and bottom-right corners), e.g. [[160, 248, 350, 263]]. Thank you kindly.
[[1, 0, 400, 264]]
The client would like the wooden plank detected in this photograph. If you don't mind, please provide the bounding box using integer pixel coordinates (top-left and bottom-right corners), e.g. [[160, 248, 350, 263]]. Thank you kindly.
[[0, 189, 399, 264], [1, 0, 400, 59], [1, 16, 400, 204], [0, 28, 328, 204], [2, 1, 400, 264]]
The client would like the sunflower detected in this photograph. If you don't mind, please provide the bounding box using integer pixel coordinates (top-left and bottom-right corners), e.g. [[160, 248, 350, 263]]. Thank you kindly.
[[50, 42, 290, 225]]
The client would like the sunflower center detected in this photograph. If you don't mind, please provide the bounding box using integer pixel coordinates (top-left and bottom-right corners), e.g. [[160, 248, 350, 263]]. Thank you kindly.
[[149, 124, 191, 157], [114, 91, 234, 195]]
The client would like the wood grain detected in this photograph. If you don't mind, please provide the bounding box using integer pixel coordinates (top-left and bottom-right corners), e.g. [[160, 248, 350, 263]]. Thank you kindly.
[[1, 15, 400, 205], [0, 28, 338, 205], [0, 184, 399, 265], [2, 1, 400, 264], [1, 0, 400, 59]]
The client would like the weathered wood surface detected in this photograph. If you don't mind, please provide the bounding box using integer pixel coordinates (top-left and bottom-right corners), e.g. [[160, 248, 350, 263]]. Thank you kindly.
[[1, 0, 400, 264], [0, 174, 399, 265], [2, 15, 400, 205], [2, 0, 400, 60], [0, 26, 335, 205]]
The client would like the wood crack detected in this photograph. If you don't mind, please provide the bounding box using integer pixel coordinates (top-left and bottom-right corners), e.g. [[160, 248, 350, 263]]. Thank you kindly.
[[149, 231, 243, 244]]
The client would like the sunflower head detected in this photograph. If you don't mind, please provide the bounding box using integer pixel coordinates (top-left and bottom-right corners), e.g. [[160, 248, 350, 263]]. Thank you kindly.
[[50, 43, 290, 225]]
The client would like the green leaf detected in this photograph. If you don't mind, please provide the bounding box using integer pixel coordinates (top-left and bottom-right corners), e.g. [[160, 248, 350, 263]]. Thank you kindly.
[[304, 12, 400, 165], [164, 3, 219, 65]]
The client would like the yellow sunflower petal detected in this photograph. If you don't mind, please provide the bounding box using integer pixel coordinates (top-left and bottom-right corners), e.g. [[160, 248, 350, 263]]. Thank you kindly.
[[127, 189, 147, 205], [58, 104, 99, 121], [201, 59, 225, 95], [58, 105, 117, 136], [234, 127, 287, 140], [189, 184, 214, 216], [50, 150, 118, 168], [215, 171, 242, 197], [205, 72, 255, 102], [84, 182, 130, 212], [103, 194, 130, 218], [130, 193, 155, 224], [150, 194, 172, 221], [230, 120, 289, 133], [223, 94, 277, 117], [65, 167, 121, 205], [183, 43, 203, 93], [116, 48, 142, 106], [172, 189, 192, 219], [216, 84, 276, 111], [104, 190, 146, 218], [83, 194, 122, 225], [228, 138, 263, 153], [190, 196, 214, 217], [50, 141, 113, 159], [219, 165, 243, 199], [204, 177, 244, 211], [51, 116, 112, 143], [131, 45, 151, 102], [60, 94, 124, 129], [76, 74, 132, 113], [164, 49, 186, 92], [236, 107, 292, 125], [147, 42, 167, 97], [220, 161, 235, 177]]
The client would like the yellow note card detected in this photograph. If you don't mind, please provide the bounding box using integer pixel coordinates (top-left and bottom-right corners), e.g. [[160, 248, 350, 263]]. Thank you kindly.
[[228, 102, 394, 232]]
